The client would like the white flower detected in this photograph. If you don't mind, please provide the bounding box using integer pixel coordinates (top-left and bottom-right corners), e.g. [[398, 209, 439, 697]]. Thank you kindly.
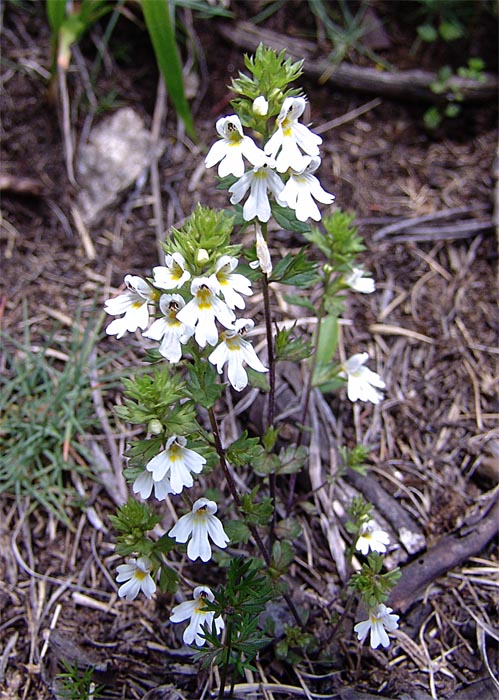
[[132, 468, 173, 501], [252, 95, 269, 116], [229, 157, 284, 223], [104, 275, 154, 339], [152, 252, 191, 290], [146, 436, 206, 495], [175, 277, 235, 348], [345, 268, 376, 294], [143, 294, 194, 363], [354, 604, 399, 649], [265, 96, 322, 173], [205, 115, 264, 178], [355, 520, 390, 555], [208, 319, 268, 392], [249, 224, 273, 274], [168, 497, 230, 562], [277, 156, 334, 222], [210, 255, 253, 310], [341, 353, 385, 404], [116, 556, 156, 600], [170, 585, 224, 646]]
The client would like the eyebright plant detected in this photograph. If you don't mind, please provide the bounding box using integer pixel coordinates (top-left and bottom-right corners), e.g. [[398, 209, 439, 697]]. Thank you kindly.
[[103, 44, 400, 694]]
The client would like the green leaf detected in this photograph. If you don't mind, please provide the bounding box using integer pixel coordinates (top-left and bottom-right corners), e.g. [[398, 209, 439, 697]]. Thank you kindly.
[[315, 313, 339, 367], [262, 426, 279, 452], [271, 203, 312, 234], [275, 518, 302, 540], [186, 356, 224, 409], [274, 325, 313, 362], [140, 0, 196, 139], [269, 250, 318, 288], [246, 366, 270, 392], [275, 445, 308, 475], [46, 0, 67, 34], [226, 431, 264, 467], [270, 540, 294, 576], [283, 293, 317, 312], [424, 106, 442, 130], [109, 499, 160, 535], [159, 563, 178, 593], [439, 20, 463, 42], [153, 533, 176, 555], [241, 488, 274, 526], [224, 520, 251, 544], [252, 451, 281, 475], [305, 209, 365, 269], [445, 103, 461, 118], [417, 24, 437, 42]]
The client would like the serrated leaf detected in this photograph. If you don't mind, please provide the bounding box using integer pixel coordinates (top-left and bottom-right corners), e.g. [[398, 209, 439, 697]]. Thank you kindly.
[[271, 540, 294, 575], [275, 518, 302, 539], [153, 533, 176, 554], [226, 431, 264, 467], [276, 445, 308, 475], [274, 325, 313, 362], [269, 250, 318, 288], [224, 520, 251, 544], [186, 357, 224, 408], [253, 451, 281, 475]]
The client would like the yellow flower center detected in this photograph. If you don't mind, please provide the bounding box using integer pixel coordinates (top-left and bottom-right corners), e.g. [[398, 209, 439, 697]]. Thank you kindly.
[[227, 122, 242, 145], [196, 286, 213, 310], [172, 261, 184, 280], [167, 443, 183, 462], [225, 335, 241, 352]]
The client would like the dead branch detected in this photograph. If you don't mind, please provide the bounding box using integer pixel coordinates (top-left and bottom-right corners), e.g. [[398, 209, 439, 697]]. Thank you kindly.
[[219, 22, 498, 103], [390, 489, 499, 612]]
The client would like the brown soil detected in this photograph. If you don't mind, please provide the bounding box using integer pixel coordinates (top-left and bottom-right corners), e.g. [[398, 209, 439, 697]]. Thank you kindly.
[[1, 2, 498, 700]]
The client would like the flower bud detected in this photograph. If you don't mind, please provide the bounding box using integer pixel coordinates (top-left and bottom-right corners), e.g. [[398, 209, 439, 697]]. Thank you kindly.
[[255, 224, 272, 274], [148, 419, 163, 435], [196, 248, 210, 265], [252, 95, 269, 116]]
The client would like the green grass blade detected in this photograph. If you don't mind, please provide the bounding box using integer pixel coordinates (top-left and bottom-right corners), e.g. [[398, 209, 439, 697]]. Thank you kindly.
[[46, 0, 67, 34], [140, 0, 196, 139]]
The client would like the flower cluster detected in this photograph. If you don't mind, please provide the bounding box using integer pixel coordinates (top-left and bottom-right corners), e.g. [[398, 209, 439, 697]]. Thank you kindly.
[[205, 97, 334, 223], [104, 251, 268, 392]]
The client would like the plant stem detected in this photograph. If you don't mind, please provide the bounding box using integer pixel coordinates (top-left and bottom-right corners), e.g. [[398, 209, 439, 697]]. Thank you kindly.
[[286, 300, 326, 515], [218, 618, 233, 699], [260, 221, 278, 542], [208, 407, 304, 630]]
